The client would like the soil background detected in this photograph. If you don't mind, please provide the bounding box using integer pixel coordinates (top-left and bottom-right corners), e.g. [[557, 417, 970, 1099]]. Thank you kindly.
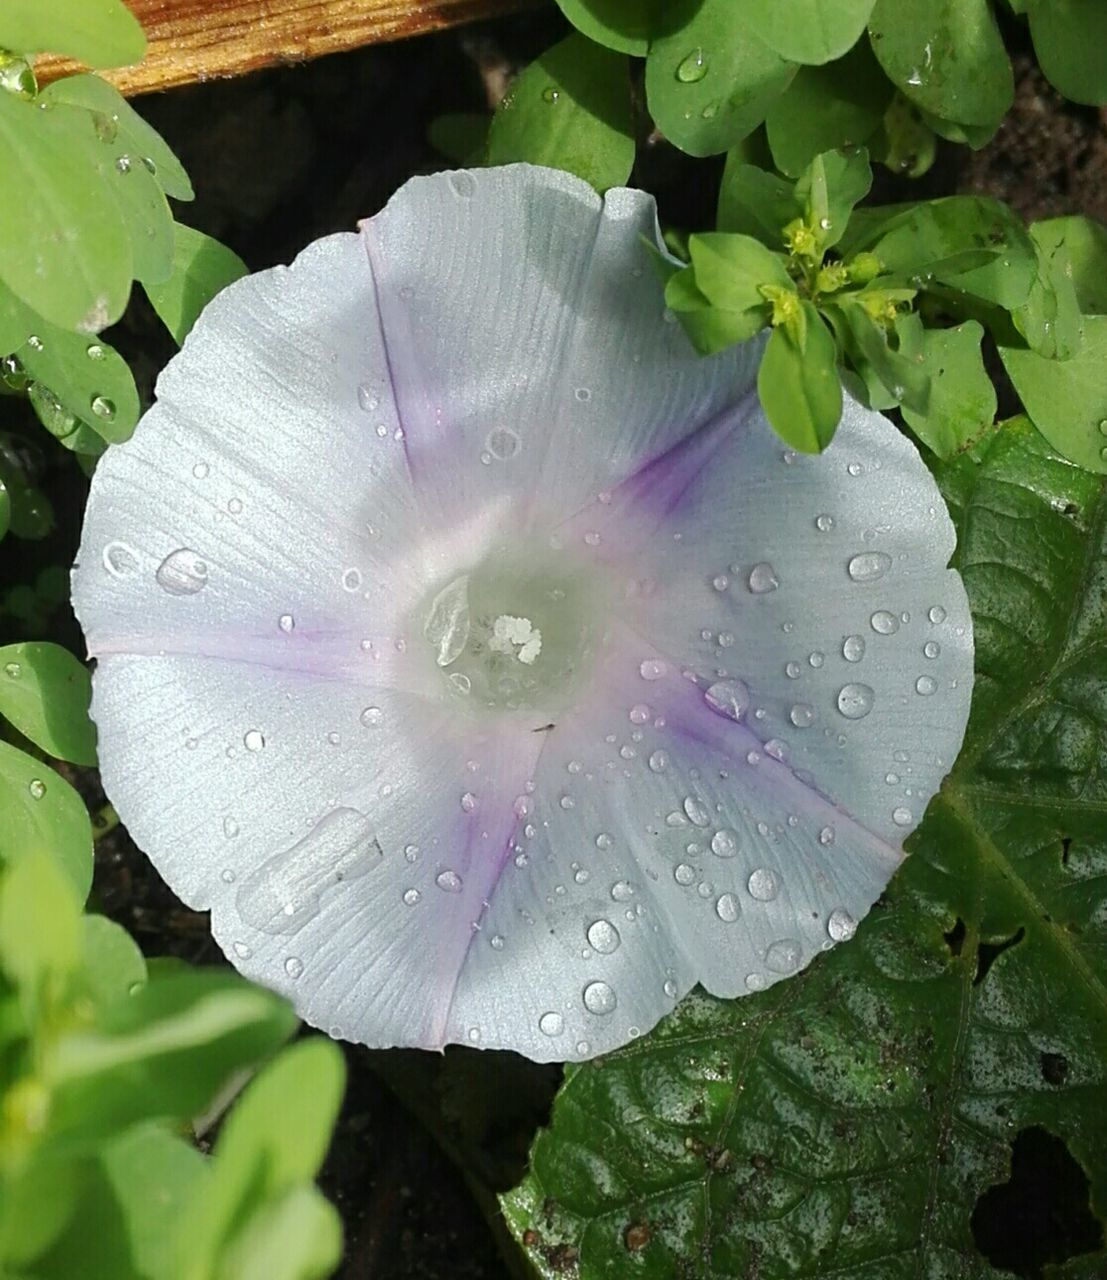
[[2, 6, 1105, 1277]]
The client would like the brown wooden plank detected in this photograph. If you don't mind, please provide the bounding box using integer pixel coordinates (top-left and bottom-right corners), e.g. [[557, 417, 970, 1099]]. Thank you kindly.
[[34, 0, 535, 96]]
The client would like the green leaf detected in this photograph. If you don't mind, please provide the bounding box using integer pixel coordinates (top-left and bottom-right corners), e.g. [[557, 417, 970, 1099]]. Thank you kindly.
[[1032, 216, 1107, 316], [868, 196, 1036, 310], [716, 158, 800, 241], [144, 223, 249, 346], [901, 321, 996, 457], [1001, 314, 1107, 474], [48, 970, 298, 1145], [556, 0, 657, 56], [0, 93, 131, 332], [0, 0, 145, 68], [757, 302, 842, 452], [868, 0, 1013, 132], [646, 0, 796, 158], [0, 642, 96, 765], [765, 40, 892, 177], [0, 850, 82, 996], [82, 915, 147, 1008], [688, 233, 793, 311], [181, 1038, 345, 1280], [0, 743, 92, 901], [873, 92, 937, 177], [100, 1124, 210, 1280], [41, 74, 193, 202], [505, 419, 1107, 1280], [217, 1187, 343, 1280], [740, 0, 878, 66], [665, 268, 769, 355], [1027, 0, 1107, 106], [837, 296, 930, 412], [796, 148, 872, 249], [1012, 223, 1084, 361], [486, 34, 634, 192]]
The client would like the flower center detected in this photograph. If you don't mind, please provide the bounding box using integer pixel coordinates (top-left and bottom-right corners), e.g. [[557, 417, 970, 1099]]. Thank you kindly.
[[419, 547, 599, 714]]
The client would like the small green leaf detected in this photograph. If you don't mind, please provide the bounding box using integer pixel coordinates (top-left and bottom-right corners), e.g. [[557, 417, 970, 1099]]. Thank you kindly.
[[556, 0, 656, 56], [646, 0, 796, 158], [716, 157, 801, 240], [1001, 314, 1107, 474], [0, 0, 145, 68], [144, 223, 249, 345], [688, 232, 793, 311], [838, 296, 929, 412], [218, 1187, 343, 1280], [796, 148, 872, 249], [41, 74, 194, 202], [11, 311, 139, 445], [0, 93, 131, 332], [765, 40, 892, 177], [182, 1038, 345, 1280], [487, 34, 634, 192], [901, 320, 996, 457], [758, 302, 842, 451], [1027, 0, 1107, 106], [873, 92, 937, 177], [0, 851, 82, 996], [0, 742, 92, 901], [0, 641, 96, 764], [48, 969, 298, 1144], [868, 0, 1012, 132], [82, 915, 147, 1008], [1012, 223, 1084, 361], [1032, 216, 1107, 316], [741, 0, 878, 66], [665, 268, 769, 355]]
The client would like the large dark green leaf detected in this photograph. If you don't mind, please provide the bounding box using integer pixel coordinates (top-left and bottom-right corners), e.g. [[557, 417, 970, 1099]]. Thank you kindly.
[[1027, 0, 1107, 106], [741, 0, 877, 67], [0, 641, 96, 765], [504, 419, 1107, 1279]]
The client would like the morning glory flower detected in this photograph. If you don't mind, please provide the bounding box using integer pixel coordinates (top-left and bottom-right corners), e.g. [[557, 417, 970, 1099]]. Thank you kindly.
[[73, 164, 973, 1062]]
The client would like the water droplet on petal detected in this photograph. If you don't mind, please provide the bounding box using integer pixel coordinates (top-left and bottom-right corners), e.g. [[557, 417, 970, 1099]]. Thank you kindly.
[[582, 981, 617, 1015], [156, 548, 208, 596], [819, 825, 835, 846], [485, 426, 520, 459], [827, 908, 856, 942], [285, 956, 304, 978], [357, 383, 379, 411], [870, 610, 899, 635], [192, 462, 209, 479], [243, 729, 265, 751], [789, 703, 814, 728], [639, 658, 667, 681], [103, 541, 141, 578], [815, 513, 834, 532], [222, 816, 239, 838], [360, 706, 383, 727], [674, 863, 696, 886], [842, 635, 866, 663], [648, 750, 669, 773], [704, 679, 749, 722], [892, 805, 913, 827], [923, 640, 940, 659], [435, 869, 463, 892], [928, 605, 947, 624], [837, 683, 874, 719], [683, 796, 710, 827], [916, 674, 937, 696], [586, 919, 621, 953], [848, 552, 892, 583], [715, 892, 740, 923], [460, 792, 477, 813], [611, 880, 633, 901], [748, 562, 779, 593], [747, 868, 779, 901], [710, 828, 738, 858], [539, 1011, 564, 1036], [765, 939, 801, 974]]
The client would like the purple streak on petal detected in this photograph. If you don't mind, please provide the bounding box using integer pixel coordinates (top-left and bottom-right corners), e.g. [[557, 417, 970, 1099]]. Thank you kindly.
[[554, 390, 761, 559]]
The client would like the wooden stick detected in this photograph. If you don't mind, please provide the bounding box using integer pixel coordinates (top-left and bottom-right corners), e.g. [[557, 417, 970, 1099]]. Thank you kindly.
[[34, 0, 535, 97]]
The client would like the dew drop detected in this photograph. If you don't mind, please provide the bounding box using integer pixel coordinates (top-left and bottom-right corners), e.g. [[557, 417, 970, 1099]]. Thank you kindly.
[[490, 934, 504, 950], [893, 805, 913, 827], [435, 869, 463, 893], [156, 548, 208, 596], [639, 658, 667, 681], [402, 887, 421, 906], [360, 706, 383, 727], [837, 683, 874, 719], [648, 749, 669, 773], [232, 941, 251, 959], [629, 702, 651, 725], [460, 792, 477, 813], [342, 567, 363, 592], [222, 816, 239, 838], [785, 660, 802, 679], [848, 552, 892, 583], [710, 828, 738, 858], [448, 170, 477, 198], [924, 640, 940, 659], [102, 540, 140, 578], [485, 426, 520, 459], [674, 863, 696, 886], [539, 1011, 564, 1036], [747, 562, 779, 593], [712, 573, 729, 591], [843, 634, 866, 662], [285, 956, 304, 979], [683, 795, 710, 827], [90, 395, 115, 421], [192, 462, 209, 479], [715, 892, 740, 923], [3, 662, 19, 679], [870, 610, 899, 635], [676, 47, 708, 82], [704, 678, 750, 722], [356, 383, 379, 412], [582, 981, 617, 1015], [243, 729, 265, 752], [819, 825, 835, 846], [747, 868, 779, 901], [28, 779, 46, 800], [664, 978, 678, 998], [928, 605, 947, 624], [278, 613, 295, 633], [789, 702, 814, 728], [765, 938, 801, 974], [611, 880, 633, 901], [827, 908, 856, 942], [815, 513, 834, 532], [586, 919, 621, 954], [227, 497, 243, 515], [915, 675, 937, 696]]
